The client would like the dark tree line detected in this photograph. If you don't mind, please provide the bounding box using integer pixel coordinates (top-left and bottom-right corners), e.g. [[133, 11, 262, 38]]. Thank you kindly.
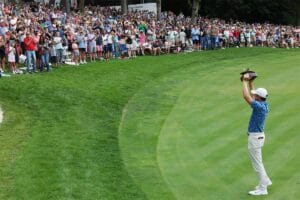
[[163, 0, 300, 25], [200, 0, 300, 25]]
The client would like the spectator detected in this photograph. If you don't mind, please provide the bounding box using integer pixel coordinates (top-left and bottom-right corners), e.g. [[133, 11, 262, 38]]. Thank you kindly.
[[138, 30, 146, 55], [24, 32, 37, 73], [191, 25, 200, 50], [50, 42, 57, 67], [119, 35, 127, 59], [72, 40, 80, 66], [53, 31, 64, 65], [8, 43, 16, 73], [76, 30, 87, 64], [0, 2, 297, 75], [125, 35, 132, 58], [179, 28, 187, 51], [152, 37, 163, 56], [40, 33, 51, 71], [0, 39, 6, 72], [95, 30, 103, 60], [87, 29, 97, 62], [131, 35, 138, 58]]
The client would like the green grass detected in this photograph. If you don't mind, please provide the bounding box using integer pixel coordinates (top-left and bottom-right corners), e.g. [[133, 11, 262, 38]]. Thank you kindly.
[[0, 48, 300, 199]]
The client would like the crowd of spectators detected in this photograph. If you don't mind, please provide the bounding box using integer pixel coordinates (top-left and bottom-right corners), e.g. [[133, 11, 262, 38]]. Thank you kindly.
[[0, 2, 299, 74]]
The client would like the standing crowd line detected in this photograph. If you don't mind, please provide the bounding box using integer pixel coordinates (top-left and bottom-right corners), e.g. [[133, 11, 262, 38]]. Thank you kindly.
[[0, 2, 299, 75]]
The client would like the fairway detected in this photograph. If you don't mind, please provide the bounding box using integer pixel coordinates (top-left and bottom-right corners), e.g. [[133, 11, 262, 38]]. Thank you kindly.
[[1, 48, 299, 199]]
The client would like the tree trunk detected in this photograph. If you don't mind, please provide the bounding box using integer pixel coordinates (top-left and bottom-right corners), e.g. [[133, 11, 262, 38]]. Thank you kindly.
[[79, 0, 85, 12], [49, 0, 55, 6], [121, 0, 128, 14], [60, 0, 70, 13], [65, 0, 71, 13], [156, 0, 161, 20], [191, 0, 201, 23], [297, 4, 300, 26]]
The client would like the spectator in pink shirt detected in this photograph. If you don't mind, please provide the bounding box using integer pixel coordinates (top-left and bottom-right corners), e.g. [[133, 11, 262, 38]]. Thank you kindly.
[[138, 30, 146, 55]]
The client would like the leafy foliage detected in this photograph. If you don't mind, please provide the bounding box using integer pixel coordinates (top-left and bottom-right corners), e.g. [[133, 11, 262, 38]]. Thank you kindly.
[[163, 0, 300, 25]]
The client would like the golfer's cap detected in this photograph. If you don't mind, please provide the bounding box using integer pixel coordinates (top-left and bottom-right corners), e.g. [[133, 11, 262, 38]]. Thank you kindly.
[[251, 88, 268, 98]]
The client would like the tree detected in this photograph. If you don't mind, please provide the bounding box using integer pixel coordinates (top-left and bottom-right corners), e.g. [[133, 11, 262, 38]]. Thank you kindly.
[[156, 0, 161, 20], [288, 0, 300, 25], [188, 0, 201, 22], [121, 0, 128, 14], [49, 0, 55, 6], [64, 0, 71, 13], [61, 0, 71, 13], [79, 0, 85, 12]]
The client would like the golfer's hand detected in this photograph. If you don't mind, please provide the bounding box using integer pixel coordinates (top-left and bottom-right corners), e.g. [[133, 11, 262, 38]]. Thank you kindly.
[[243, 73, 250, 81]]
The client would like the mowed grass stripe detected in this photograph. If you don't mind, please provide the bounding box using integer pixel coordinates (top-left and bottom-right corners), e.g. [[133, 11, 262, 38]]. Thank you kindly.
[[118, 54, 247, 199], [220, 93, 299, 191], [197, 116, 300, 189], [157, 100, 299, 199], [157, 132, 248, 192], [156, 68, 246, 162], [272, 165, 300, 199], [156, 82, 247, 199], [218, 94, 298, 195], [120, 48, 300, 200], [158, 88, 295, 198], [119, 49, 300, 199], [158, 106, 247, 170], [228, 125, 300, 200], [158, 122, 233, 200], [202, 50, 299, 186], [118, 49, 252, 199], [118, 69, 200, 199], [222, 120, 299, 188], [176, 102, 246, 137], [118, 64, 214, 199]]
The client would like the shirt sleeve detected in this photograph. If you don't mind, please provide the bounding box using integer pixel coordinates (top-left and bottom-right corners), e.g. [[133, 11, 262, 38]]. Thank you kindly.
[[251, 100, 261, 110]]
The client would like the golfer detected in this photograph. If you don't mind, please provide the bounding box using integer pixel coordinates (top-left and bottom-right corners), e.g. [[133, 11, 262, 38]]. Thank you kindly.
[[242, 74, 272, 195]]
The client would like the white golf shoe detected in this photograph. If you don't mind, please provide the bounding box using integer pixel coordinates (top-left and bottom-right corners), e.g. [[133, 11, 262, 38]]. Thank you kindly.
[[255, 179, 272, 190], [248, 189, 268, 195]]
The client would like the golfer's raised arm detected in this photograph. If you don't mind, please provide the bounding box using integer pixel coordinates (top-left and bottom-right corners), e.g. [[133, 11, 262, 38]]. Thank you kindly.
[[242, 81, 253, 105], [249, 80, 254, 98]]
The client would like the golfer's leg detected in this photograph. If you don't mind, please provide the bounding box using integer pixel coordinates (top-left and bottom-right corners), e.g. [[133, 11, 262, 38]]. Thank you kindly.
[[248, 146, 269, 189]]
